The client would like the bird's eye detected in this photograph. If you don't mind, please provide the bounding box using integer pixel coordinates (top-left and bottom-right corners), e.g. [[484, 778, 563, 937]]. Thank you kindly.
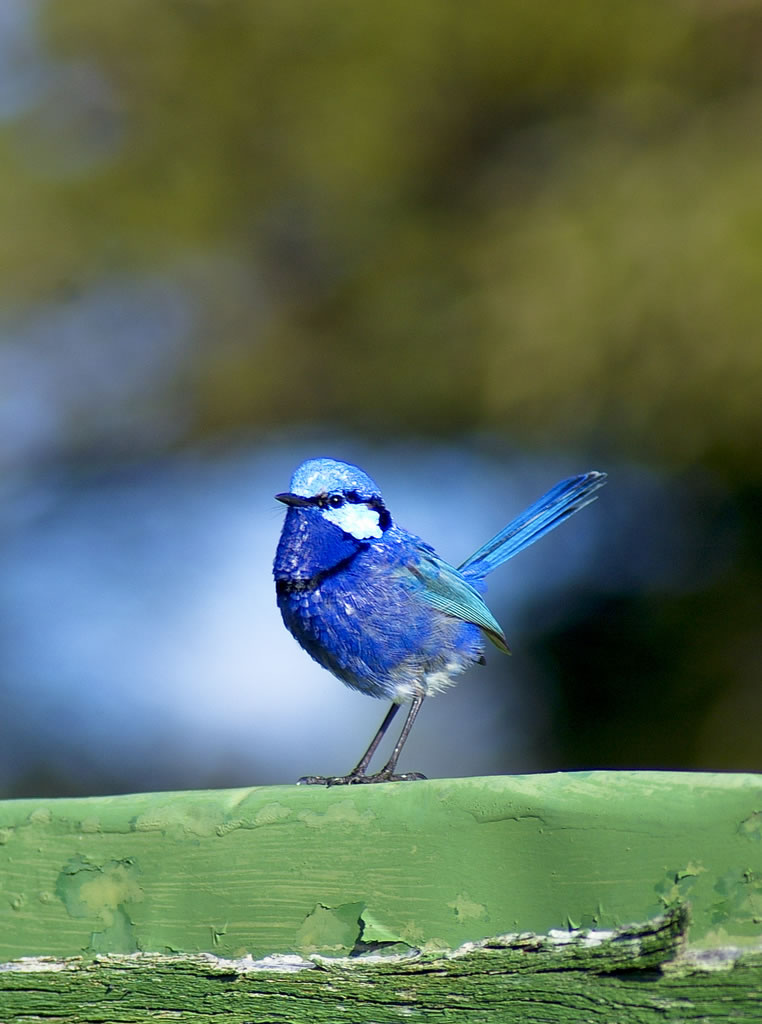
[[327, 494, 345, 509]]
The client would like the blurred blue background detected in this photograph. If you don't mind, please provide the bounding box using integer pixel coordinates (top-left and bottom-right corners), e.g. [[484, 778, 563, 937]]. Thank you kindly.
[[1, 1, 761, 797]]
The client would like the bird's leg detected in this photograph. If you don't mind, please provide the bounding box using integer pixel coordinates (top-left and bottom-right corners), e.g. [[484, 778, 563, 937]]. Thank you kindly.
[[367, 691, 426, 782], [297, 701, 401, 785], [348, 701, 401, 778], [297, 693, 427, 785]]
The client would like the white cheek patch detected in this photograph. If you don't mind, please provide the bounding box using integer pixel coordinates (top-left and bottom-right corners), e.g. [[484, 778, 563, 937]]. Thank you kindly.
[[325, 502, 383, 540]]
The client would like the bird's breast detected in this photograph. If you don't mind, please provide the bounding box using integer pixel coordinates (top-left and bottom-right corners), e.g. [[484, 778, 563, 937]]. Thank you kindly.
[[273, 507, 366, 583]]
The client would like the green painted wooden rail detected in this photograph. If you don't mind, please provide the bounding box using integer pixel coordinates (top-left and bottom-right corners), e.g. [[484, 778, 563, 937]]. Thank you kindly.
[[1, 771, 761, 1022]]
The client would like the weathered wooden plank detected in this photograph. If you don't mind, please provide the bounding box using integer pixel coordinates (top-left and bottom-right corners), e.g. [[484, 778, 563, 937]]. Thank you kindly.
[[2, 772, 762, 1020], [1, 907, 761, 1023], [1, 772, 761, 963]]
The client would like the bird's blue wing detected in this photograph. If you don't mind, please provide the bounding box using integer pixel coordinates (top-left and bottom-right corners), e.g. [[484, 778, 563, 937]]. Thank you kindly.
[[458, 471, 607, 580], [402, 551, 510, 653]]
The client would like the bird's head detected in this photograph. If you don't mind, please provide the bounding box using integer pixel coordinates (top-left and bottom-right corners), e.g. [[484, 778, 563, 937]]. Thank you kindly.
[[276, 458, 392, 540]]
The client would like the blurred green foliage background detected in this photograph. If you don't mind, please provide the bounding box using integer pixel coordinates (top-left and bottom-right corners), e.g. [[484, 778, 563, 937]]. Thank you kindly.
[[1, 0, 761, 793]]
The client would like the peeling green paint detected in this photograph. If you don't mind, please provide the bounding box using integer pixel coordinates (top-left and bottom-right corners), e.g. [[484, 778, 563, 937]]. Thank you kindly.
[[357, 908, 412, 949], [740, 811, 762, 841], [0, 772, 760, 962], [55, 856, 143, 919], [296, 901, 365, 954], [448, 893, 488, 922], [55, 856, 144, 953]]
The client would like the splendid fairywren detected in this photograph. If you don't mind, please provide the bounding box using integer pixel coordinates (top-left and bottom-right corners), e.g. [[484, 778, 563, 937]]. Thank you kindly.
[[274, 458, 606, 785]]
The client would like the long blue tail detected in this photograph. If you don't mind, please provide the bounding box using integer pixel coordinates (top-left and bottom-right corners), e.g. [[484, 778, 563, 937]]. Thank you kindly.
[[458, 471, 607, 580]]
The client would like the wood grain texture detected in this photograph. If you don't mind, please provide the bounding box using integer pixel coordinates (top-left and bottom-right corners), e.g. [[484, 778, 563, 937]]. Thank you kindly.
[[1, 907, 761, 1022]]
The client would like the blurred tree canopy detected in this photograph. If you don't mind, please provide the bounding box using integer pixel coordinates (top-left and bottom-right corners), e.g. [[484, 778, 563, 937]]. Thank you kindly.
[[2, 0, 761, 471], [1, 1, 762, 788]]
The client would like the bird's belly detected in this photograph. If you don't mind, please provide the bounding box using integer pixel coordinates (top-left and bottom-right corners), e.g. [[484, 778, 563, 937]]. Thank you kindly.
[[278, 577, 484, 701]]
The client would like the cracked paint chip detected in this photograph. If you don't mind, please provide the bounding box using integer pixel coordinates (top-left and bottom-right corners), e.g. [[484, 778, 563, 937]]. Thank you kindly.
[[55, 856, 144, 953]]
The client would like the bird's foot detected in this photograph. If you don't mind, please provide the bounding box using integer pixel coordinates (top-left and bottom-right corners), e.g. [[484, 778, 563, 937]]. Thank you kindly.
[[296, 774, 346, 786], [297, 770, 426, 786], [362, 770, 427, 784]]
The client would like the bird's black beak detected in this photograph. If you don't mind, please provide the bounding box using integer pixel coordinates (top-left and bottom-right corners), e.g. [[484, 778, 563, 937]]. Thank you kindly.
[[275, 492, 313, 508]]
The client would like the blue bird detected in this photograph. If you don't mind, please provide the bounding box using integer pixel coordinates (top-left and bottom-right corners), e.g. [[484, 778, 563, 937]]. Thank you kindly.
[[274, 458, 606, 785]]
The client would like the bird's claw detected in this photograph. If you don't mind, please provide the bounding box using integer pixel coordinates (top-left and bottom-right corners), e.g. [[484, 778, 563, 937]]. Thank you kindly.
[[297, 775, 339, 786], [374, 771, 427, 783]]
